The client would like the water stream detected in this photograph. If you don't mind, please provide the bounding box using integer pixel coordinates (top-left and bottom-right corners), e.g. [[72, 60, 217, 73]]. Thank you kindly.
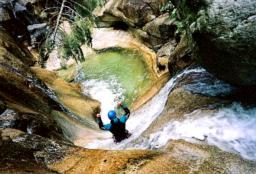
[[142, 103, 256, 160], [80, 66, 256, 161], [55, 49, 256, 161], [82, 68, 206, 148]]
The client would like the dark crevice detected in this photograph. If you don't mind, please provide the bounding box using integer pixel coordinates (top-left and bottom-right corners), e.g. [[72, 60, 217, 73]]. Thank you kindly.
[[111, 21, 129, 31]]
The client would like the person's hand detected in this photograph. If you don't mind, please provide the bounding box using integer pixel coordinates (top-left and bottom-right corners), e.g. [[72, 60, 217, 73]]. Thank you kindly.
[[96, 113, 101, 118], [117, 101, 123, 107]]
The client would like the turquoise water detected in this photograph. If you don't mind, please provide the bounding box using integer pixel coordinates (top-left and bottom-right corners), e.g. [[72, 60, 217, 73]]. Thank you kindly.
[[76, 49, 154, 107]]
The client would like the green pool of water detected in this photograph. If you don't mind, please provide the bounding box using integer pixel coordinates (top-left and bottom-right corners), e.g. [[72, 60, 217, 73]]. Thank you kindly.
[[59, 49, 155, 107]]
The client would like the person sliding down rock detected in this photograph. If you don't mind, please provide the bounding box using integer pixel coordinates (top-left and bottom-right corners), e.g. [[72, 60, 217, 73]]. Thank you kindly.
[[96, 102, 131, 142]]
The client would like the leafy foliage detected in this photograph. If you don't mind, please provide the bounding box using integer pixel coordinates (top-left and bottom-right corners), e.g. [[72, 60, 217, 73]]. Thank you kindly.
[[40, 0, 105, 64], [160, 1, 174, 13], [72, 19, 92, 44], [75, 0, 105, 17], [61, 19, 92, 62], [160, 1, 185, 38]]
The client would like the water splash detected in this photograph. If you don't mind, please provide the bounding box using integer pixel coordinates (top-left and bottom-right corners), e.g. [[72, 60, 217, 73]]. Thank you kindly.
[[139, 103, 256, 160], [83, 67, 207, 149], [80, 66, 256, 161], [81, 77, 125, 124]]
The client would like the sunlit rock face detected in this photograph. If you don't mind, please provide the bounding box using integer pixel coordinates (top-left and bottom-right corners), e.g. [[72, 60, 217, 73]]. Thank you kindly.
[[94, 0, 193, 76], [94, 0, 168, 27], [0, 28, 51, 115], [1, 128, 255, 174], [31, 67, 101, 128], [94, 0, 175, 49], [0, 28, 63, 135], [91, 27, 160, 77], [173, 0, 256, 86], [0, 28, 100, 141]]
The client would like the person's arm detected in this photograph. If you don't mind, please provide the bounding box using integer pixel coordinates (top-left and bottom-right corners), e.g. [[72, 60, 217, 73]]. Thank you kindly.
[[96, 114, 111, 130], [122, 105, 130, 119], [118, 102, 130, 123]]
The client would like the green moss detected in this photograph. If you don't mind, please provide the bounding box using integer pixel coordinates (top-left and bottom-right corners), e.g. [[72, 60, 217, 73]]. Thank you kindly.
[[169, 0, 209, 63], [57, 65, 77, 82]]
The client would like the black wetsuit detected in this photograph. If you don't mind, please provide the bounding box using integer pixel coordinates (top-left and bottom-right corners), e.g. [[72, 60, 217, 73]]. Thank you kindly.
[[97, 106, 131, 142]]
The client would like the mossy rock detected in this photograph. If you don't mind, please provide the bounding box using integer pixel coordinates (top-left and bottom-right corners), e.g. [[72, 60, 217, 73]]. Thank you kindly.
[[173, 0, 256, 86]]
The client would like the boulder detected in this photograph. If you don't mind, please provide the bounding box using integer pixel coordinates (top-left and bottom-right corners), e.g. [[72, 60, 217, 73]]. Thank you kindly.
[[95, 0, 168, 27], [0, 109, 17, 129], [143, 13, 176, 41], [0, 0, 48, 46], [140, 69, 231, 136], [45, 48, 62, 71], [0, 7, 11, 22], [0, 109, 61, 138], [27, 23, 48, 48], [168, 34, 194, 74], [173, 0, 256, 86], [94, 0, 175, 49], [157, 41, 176, 58], [157, 40, 177, 72], [141, 13, 177, 48], [0, 128, 66, 173]]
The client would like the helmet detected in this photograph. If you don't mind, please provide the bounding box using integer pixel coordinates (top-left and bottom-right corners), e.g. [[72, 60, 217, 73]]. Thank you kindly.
[[108, 110, 116, 120]]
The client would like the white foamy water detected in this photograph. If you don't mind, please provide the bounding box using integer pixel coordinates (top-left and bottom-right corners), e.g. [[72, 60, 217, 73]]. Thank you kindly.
[[81, 77, 125, 124], [80, 67, 256, 161], [82, 67, 207, 149], [140, 103, 256, 160]]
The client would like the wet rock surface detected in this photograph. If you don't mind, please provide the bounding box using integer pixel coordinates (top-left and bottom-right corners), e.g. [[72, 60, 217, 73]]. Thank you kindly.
[[133, 69, 232, 145], [0, 28, 59, 124], [0, 28, 100, 142], [31, 67, 101, 128], [0, 128, 64, 174], [139, 86, 226, 140], [1, 128, 255, 174]]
